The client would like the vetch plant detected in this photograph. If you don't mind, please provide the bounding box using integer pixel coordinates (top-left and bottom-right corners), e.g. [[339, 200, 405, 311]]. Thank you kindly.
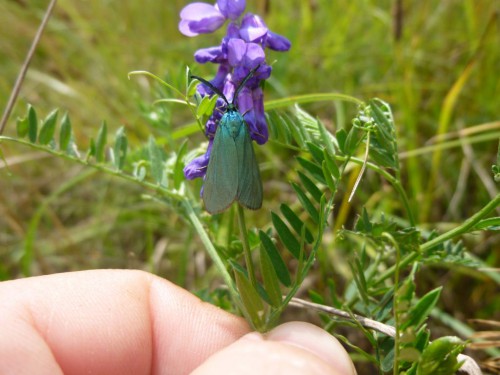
[[180, 0, 290, 185], [1, 1, 498, 374]]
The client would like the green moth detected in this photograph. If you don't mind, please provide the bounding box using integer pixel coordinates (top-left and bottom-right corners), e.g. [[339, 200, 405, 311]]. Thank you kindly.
[[191, 68, 263, 214]]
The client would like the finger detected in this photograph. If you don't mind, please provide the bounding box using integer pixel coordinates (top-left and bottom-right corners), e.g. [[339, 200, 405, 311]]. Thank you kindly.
[[0, 270, 250, 375], [192, 322, 356, 375]]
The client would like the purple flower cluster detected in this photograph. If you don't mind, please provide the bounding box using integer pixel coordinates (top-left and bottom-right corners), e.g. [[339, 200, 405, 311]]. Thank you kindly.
[[180, 0, 291, 180]]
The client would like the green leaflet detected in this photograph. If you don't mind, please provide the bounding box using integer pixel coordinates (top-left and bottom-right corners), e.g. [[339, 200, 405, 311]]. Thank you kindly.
[[27, 104, 38, 143], [279, 204, 314, 244], [59, 113, 72, 152], [417, 337, 466, 375], [113, 126, 128, 170], [38, 109, 58, 146], [401, 287, 442, 331], [234, 265, 265, 329], [95, 121, 108, 163], [259, 245, 282, 307], [271, 212, 300, 258], [259, 230, 292, 287]]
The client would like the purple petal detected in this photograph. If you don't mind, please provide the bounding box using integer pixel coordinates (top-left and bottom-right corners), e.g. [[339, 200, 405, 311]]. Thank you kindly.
[[239, 86, 259, 138], [179, 20, 198, 37], [239, 13, 268, 42], [236, 86, 253, 113], [184, 143, 212, 179], [220, 23, 240, 57], [179, 3, 226, 36], [233, 63, 270, 89], [232, 66, 250, 85], [243, 109, 257, 136], [265, 31, 291, 51], [217, 0, 246, 20], [243, 43, 266, 67], [227, 38, 246, 67], [188, 17, 226, 35], [194, 46, 225, 63], [226, 22, 241, 38], [196, 83, 212, 97], [206, 98, 226, 136], [249, 87, 268, 144], [196, 65, 230, 97], [180, 3, 219, 19], [222, 78, 236, 103], [196, 80, 214, 97], [212, 64, 231, 91], [205, 117, 218, 138], [256, 64, 272, 80]]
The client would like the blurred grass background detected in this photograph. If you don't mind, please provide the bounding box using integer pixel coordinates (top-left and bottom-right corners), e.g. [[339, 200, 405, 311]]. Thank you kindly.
[[0, 0, 499, 369]]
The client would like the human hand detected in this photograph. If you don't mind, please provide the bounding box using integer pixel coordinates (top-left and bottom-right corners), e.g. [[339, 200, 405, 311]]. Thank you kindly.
[[0, 270, 356, 375]]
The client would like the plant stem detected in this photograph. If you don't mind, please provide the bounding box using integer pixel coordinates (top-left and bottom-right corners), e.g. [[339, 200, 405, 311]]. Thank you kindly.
[[374, 193, 500, 285], [182, 201, 239, 300], [265, 93, 364, 110], [237, 204, 257, 288], [420, 193, 500, 252]]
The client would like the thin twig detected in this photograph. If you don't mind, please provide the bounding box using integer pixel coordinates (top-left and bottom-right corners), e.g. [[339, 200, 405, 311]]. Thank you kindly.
[[0, 0, 58, 135], [289, 297, 396, 336]]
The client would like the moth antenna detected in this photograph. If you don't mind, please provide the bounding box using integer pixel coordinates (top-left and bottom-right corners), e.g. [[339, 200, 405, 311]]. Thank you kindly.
[[241, 108, 252, 116], [190, 75, 230, 106], [233, 64, 261, 104]]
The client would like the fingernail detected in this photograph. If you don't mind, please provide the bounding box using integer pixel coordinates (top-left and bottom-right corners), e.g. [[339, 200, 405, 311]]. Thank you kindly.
[[266, 322, 356, 375]]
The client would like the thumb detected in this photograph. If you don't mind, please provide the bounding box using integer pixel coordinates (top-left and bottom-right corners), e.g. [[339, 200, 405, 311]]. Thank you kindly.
[[192, 322, 356, 375]]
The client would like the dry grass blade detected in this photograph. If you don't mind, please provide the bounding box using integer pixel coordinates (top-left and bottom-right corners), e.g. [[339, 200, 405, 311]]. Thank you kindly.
[[0, 0, 57, 134]]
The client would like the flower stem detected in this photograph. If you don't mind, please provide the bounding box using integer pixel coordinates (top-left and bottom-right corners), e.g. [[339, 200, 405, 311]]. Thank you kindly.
[[183, 200, 237, 294], [237, 204, 257, 288]]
